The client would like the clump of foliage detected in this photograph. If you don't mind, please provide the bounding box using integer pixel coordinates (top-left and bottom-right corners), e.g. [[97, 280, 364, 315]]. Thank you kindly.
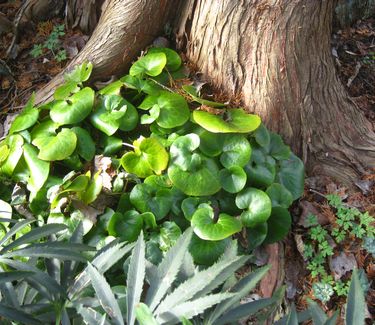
[[303, 195, 374, 302], [30, 24, 67, 62], [0, 47, 304, 266], [276, 269, 368, 325]]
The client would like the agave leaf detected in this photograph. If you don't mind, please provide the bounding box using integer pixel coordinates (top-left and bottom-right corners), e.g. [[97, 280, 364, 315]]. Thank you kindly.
[[286, 304, 299, 325], [86, 263, 124, 325], [77, 306, 110, 325], [306, 298, 327, 325], [1, 223, 67, 253], [127, 233, 146, 325], [157, 292, 233, 324], [145, 228, 193, 311], [61, 222, 84, 287], [136, 303, 160, 325], [0, 303, 42, 325], [156, 255, 248, 315], [207, 265, 270, 323], [0, 265, 19, 307], [0, 219, 35, 247], [0, 271, 34, 284], [4, 246, 88, 262], [215, 297, 277, 325], [69, 241, 134, 299], [324, 311, 339, 325], [345, 269, 365, 325]]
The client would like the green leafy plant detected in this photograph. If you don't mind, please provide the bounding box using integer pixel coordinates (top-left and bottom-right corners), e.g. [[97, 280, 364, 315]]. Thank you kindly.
[[79, 229, 282, 325], [1, 47, 304, 267], [303, 195, 374, 302], [30, 24, 67, 63]]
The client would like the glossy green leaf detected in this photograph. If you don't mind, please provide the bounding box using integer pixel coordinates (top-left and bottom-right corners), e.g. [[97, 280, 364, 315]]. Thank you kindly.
[[266, 183, 293, 208], [0, 199, 12, 220], [23, 143, 49, 192], [219, 166, 247, 194], [220, 135, 251, 168], [168, 156, 221, 196], [33, 128, 77, 161], [118, 99, 139, 131], [79, 172, 103, 204], [102, 136, 123, 155], [263, 207, 291, 244], [198, 129, 225, 157], [71, 127, 95, 161], [244, 147, 276, 188], [108, 210, 143, 242], [54, 81, 80, 100], [189, 235, 230, 266], [121, 75, 161, 95], [159, 221, 182, 251], [253, 123, 270, 148], [30, 120, 58, 140], [98, 80, 123, 96], [191, 206, 242, 241], [247, 222, 268, 250], [141, 104, 160, 124], [0, 144, 9, 163], [236, 188, 272, 227], [9, 94, 38, 134], [181, 197, 201, 221], [275, 153, 305, 200], [50, 87, 94, 125], [182, 85, 226, 108], [130, 52, 167, 77], [136, 303, 160, 325], [148, 47, 182, 71], [64, 61, 93, 84], [169, 134, 200, 171], [130, 183, 173, 220], [0, 135, 24, 176], [266, 133, 291, 160], [193, 109, 261, 133], [121, 137, 169, 178]]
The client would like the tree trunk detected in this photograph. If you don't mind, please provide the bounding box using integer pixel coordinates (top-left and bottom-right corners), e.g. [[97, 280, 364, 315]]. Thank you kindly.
[[174, 0, 375, 186], [35, 0, 175, 104]]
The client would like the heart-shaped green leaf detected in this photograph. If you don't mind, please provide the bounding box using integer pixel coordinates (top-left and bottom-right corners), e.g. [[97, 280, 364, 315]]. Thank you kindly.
[[0, 135, 24, 176], [121, 137, 169, 178], [189, 234, 230, 265], [141, 104, 160, 124], [0, 145, 9, 163], [244, 147, 276, 188], [50, 87, 94, 125], [192, 108, 261, 133], [130, 183, 173, 220], [121, 75, 161, 95], [54, 81, 80, 100], [23, 143, 49, 192], [30, 120, 58, 140], [182, 85, 226, 108], [71, 127, 95, 161], [219, 166, 247, 193], [265, 133, 291, 160], [64, 61, 93, 84], [247, 222, 268, 251], [168, 155, 221, 196], [98, 80, 124, 96], [108, 210, 143, 242], [236, 188, 272, 227], [191, 206, 242, 241], [118, 99, 139, 132], [169, 134, 200, 171], [9, 94, 38, 134], [139, 91, 190, 128], [79, 172, 103, 204], [220, 134, 251, 168], [263, 207, 291, 244], [148, 47, 182, 71], [33, 128, 77, 161], [275, 153, 304, 200], [159, 221, 182, 251], [129, 52, 167, 77], [266, 183, 293, 208]]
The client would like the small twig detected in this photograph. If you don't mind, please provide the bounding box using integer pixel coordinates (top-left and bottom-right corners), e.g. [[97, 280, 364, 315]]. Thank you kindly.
[[149, 78, 175, 93], [309, 188, 327, 198], [347, 62, 362, 87], [122, 142, 135, 149]]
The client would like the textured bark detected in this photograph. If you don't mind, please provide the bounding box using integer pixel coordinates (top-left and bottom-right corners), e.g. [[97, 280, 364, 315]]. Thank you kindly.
[[335, 0, 375, 28], [175, 0, 375, 186], [35, 0, 174, 104]]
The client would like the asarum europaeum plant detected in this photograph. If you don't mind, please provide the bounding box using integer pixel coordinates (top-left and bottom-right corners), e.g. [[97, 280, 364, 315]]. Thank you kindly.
[[0, 47, 304, 265]]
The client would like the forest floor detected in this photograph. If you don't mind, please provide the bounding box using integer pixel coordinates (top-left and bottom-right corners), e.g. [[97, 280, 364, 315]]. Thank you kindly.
[[0, 1, 374, 323]]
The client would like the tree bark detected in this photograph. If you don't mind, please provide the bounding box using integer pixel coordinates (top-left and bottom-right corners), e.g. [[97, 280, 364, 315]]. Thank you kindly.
[[174, 0, 375, 186], [35, 0, 175, 104]]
